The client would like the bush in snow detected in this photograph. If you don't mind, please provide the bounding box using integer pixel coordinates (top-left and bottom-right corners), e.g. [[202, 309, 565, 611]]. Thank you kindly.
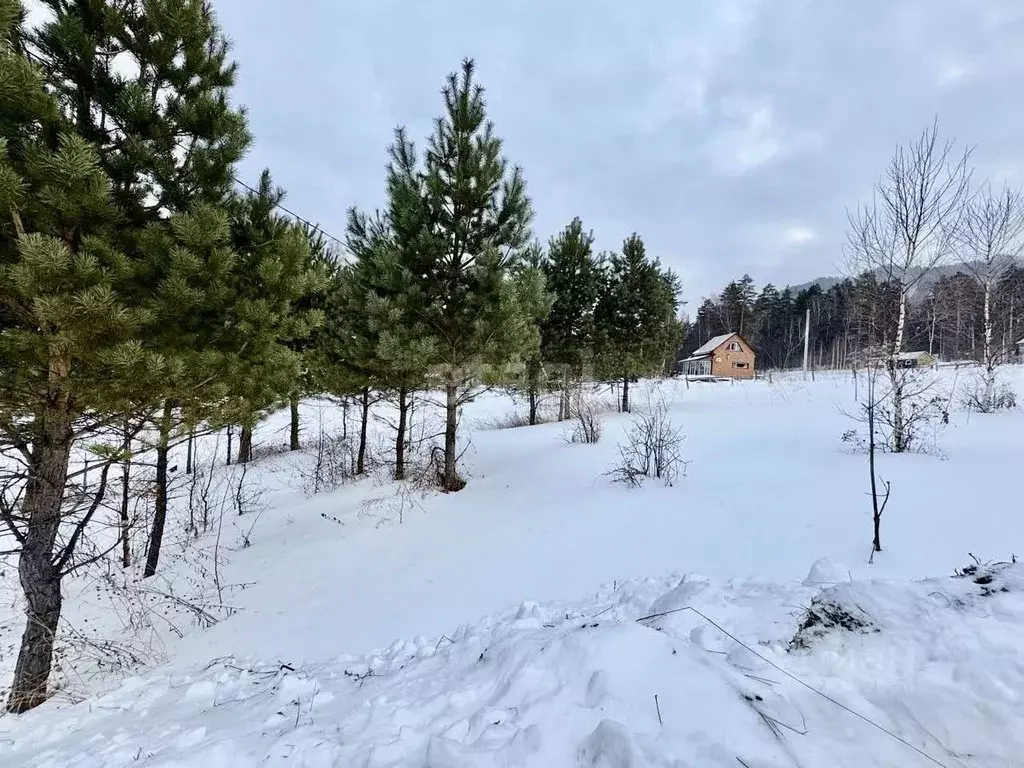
[[954, 554, 1017, 597], [302, 428, 357, 496], [607, 399, 686, 487], [843, 368, 949, 456], [958, 371, 1017, 413], [788, 592, 879, 651], [564, 396, 603, 444]]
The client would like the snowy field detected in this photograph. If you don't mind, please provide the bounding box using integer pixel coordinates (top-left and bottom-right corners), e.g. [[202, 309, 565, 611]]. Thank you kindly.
[[1, 367, 1023, 766]]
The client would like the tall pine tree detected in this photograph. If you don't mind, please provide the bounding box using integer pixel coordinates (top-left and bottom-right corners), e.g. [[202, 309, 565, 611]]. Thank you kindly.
[[0, 0, 163, 710], [541, 217, 599, 418], [409, 59, 536, 491], [594, 233, 679, 412]]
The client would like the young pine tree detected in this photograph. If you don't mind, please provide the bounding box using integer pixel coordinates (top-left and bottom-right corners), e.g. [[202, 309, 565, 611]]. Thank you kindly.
[[345, 185, 436, 479], [595, 234, 680, 412], [411, 59, 536, 491], [541, 217, 600, 418], [222, 172, 322, 465]]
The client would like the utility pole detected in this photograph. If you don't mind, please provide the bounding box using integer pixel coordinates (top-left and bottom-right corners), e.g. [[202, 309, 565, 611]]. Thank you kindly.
[[802, 307, 811, 379]]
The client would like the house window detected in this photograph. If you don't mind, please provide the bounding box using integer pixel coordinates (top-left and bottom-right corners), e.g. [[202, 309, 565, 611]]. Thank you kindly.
[[733, 362, 748, 369], [727, 342, 741, 351]]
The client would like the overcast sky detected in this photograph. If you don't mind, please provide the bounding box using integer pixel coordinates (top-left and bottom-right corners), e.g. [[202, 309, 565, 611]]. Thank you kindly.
[[212, 0, 1024, 305]]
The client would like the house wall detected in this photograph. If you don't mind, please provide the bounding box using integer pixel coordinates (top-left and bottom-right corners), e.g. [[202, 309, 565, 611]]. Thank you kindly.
[[710, 338, 755, 379]]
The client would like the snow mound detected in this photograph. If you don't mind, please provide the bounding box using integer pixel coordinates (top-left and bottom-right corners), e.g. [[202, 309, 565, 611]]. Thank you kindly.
[[3, 564, 1024, 767], [802, 557, 849, 586]]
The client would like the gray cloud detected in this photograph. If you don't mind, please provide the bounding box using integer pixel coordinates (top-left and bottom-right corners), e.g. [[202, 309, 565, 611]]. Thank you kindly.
[[214, 0, 1024, 304]]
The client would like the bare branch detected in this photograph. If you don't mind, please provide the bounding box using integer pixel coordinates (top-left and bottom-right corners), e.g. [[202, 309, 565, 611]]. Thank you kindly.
[[53, 462, 112, 575]]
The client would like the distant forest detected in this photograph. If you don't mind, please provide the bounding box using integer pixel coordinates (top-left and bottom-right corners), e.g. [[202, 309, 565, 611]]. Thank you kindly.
[[681, 265, 1024, 370]]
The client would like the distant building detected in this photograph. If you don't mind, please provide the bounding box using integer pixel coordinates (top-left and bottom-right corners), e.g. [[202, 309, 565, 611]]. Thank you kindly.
[[680, 333, 755, 379], [868, 350, 937, 369], [1016, 337, 1024, 358], [896, 351, 937, 368]]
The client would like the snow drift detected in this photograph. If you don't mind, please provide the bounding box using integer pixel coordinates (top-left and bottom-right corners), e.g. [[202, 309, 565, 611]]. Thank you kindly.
[[4, 561, 1023, 767]]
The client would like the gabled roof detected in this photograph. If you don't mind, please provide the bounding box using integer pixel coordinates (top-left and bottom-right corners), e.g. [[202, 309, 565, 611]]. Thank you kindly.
[[691, 333, 738, 357], [896, 351, 933, 361]]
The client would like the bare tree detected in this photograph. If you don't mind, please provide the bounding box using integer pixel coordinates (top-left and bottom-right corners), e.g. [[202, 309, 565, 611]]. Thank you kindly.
[[864, 367, 891, 561], [953, 182, 1024, 410], [846, 119, 972, 451]]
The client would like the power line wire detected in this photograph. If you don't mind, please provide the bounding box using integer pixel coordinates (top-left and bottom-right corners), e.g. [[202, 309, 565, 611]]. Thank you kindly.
[[19, 46, 346, 250], [635, 605, 950, 768], [228, 172, 345, 250]]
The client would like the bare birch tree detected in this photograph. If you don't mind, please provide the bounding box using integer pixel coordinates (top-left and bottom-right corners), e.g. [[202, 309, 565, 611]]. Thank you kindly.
[[845, 120, 972, 451], [953, 182, 1024, 410]]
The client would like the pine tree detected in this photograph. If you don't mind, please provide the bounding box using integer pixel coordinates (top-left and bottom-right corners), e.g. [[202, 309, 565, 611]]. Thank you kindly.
[[221, 171, 322, 465], [286, 224, 335, 452], [540, 217, 599, 418], [541, 217, 600, 370], [410, 59, 535, 491], [25, 0, 257, 579], [594, 233, 679, 411], [0, 0, 162, 710], [719, 274, 756, 334], [510, 241, 553, 425]]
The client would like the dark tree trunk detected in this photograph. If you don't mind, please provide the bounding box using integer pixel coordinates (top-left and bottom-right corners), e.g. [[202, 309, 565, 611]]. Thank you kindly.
[[558, 364, 570, 421], [238, 425, 253, 464], [442, 382, 464, 492], [226, 425, 233, 466], [621, 375, 630, 413], [395, 386, 409, 481], [868, 378, 882, 554], [289, 393, 301, 451], [185, 427, 194, 475], [527, 359, 540, 426], [8, 405, 73, 713], [143, 400, 174, 579], [120, 424, 131, 569], [356, 387, 370, 476]]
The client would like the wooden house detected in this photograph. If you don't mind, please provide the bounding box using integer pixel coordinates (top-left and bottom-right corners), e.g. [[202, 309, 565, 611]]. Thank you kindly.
[[895, 350, 936, 369], [680, 333, 755, 379]]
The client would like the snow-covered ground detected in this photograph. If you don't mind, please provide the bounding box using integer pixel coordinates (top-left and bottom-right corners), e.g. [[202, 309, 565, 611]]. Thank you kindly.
[[1, 367, 1023, 766]]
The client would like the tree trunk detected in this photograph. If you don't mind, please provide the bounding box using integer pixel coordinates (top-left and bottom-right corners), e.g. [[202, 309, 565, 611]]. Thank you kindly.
[[395, 386, 409, 481], [356, 387, 370, 476], [868, 373, 882, 555], [289, 393, 301, 451], [558, 364, 570, 421], [143, 400, 174, 579], [442, 381, 463, 492], [226, 425, 233, 466], [621, 375, 630, 414], [407, 394, 414, 448], [983, 281, 995, 409], [888, 292, 909, 453], [120, 424, 131, 569], [527, 359, 540, 426], [238, 424, 253, 464], [8, 401, 73, 713], [185, 427, 194, 475]]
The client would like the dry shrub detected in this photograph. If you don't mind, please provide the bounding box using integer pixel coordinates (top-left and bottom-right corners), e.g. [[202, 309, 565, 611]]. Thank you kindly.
[[959, 372, 1017, 413], [564, 396, 603, 444], [301, 428, 356, 496], [607, 399, 686, 487], [477, 409, 553, 430]]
